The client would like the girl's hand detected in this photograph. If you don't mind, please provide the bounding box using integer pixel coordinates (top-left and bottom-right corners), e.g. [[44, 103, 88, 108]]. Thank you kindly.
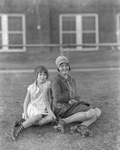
[[69, 99, 77, 105], [49, 112, 56, 120]]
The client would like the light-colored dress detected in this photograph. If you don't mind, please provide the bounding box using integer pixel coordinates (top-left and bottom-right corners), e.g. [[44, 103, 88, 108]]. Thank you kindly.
[[27, 80, 51, 118]]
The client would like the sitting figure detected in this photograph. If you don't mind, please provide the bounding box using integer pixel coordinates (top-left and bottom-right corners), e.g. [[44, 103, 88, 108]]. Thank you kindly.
[[51, 56, 102, 135], [11, 65, 56, 141]]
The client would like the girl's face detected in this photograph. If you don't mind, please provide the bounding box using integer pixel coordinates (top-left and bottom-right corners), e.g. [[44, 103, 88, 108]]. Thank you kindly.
[[37, 71, 47, 84], [59, 63, 70, 75]]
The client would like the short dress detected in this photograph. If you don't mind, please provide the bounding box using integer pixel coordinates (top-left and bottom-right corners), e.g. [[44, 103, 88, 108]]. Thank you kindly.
[[27, 80, 51, 118]]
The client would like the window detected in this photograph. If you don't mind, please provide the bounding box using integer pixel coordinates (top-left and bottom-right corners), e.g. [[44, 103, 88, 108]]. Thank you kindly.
[[0, 14, 26, 52], [61, 16, 76, 48], [60, 14, 99, 51]]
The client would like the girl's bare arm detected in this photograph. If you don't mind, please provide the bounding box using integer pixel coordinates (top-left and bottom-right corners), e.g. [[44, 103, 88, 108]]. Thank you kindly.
[[23, 91, 30, 119]]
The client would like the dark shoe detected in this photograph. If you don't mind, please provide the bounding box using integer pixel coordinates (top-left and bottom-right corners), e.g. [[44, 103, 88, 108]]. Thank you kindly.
[[11, 124, 24, 141], [77, 125, 93, 137], [14, 119, 25, 127], [81, 128, 93, 138], [70, 125, 78, 133], [57, 119, 67, 133], [54, 125, 60, 132]]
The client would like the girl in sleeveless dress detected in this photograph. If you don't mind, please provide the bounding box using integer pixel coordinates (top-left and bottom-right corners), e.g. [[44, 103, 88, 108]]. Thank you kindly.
[[11, 66, 56, 141]]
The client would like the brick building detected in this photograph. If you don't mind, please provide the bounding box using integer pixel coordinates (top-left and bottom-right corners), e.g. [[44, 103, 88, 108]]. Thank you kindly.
[[0, 0, 120, 68]]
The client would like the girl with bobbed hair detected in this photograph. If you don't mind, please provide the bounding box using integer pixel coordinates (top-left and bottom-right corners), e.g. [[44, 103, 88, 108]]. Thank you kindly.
[[34, 65, 49, 79], [11, 65, 56, 141]]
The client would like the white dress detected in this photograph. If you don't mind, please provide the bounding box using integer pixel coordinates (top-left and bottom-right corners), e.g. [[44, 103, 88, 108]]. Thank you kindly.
[[27, 80, 51, 118]]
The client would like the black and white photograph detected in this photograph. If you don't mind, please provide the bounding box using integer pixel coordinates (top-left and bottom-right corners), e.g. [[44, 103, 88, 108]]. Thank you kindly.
[[0, 0, 120, 150]]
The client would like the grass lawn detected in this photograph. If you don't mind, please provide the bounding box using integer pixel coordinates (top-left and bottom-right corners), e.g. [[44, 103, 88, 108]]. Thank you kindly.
[[0, 70, 120, 150]]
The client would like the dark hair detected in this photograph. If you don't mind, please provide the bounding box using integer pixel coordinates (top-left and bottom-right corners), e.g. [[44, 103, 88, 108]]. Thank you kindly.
[[57, 63, 71, 72], [34, 66, 49, 79], [57, 67, 71, 72]]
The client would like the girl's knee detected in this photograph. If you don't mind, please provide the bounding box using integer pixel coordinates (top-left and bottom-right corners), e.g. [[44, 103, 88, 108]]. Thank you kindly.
[[85, 108, 96, 119], [31, 118, 37, 124], [85, 108, 101, 120], [39, 116, 53, 126], [47, 116, 54, 122], [31, 115, 42, 124], [95, 108, 101, 118]]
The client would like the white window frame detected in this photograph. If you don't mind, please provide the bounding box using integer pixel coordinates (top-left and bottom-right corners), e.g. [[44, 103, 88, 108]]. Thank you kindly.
[[0, 14, 26, 52], [59, 14, 99, 51], [117, 14, 120, 49]]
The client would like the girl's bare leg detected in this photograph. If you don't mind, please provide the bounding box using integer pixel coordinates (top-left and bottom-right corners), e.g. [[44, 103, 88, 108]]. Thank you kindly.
[[23, 114, 42, 128], [38, 116, 54, 126]]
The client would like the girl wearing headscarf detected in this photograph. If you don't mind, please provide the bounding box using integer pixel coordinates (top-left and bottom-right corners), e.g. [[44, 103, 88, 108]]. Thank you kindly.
[[51, 56, 101, 134]]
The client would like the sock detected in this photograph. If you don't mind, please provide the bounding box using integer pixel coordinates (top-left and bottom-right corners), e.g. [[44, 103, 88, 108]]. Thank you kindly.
[[80, 115, 97, 127], [81, 108, 102, 127], [15, 124, 24, 136]]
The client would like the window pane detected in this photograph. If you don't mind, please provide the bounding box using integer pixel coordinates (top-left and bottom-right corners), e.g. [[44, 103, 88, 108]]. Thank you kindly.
[[82, 16, 95, 31], [63, 33, 76, 48], [8, 34, 23, 49], [63, 33, 76, 43], [62, 16, 76, 31], [8, 16, 23, 31], [82, 33, 96, 48]]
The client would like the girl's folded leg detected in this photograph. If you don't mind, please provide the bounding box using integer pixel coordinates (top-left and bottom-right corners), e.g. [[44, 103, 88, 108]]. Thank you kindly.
[[23, 114, 42, 128], [81, 108, 101, 127]]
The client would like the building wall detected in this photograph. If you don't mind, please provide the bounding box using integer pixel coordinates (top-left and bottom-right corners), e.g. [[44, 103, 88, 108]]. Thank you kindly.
[[1, 0, 120, 47], [25, 0, 50, 45], [49, 0, 120, 44], [0, 0, 50, 45], [0, 0, 50, 64], [1, 0, 120, 69]]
